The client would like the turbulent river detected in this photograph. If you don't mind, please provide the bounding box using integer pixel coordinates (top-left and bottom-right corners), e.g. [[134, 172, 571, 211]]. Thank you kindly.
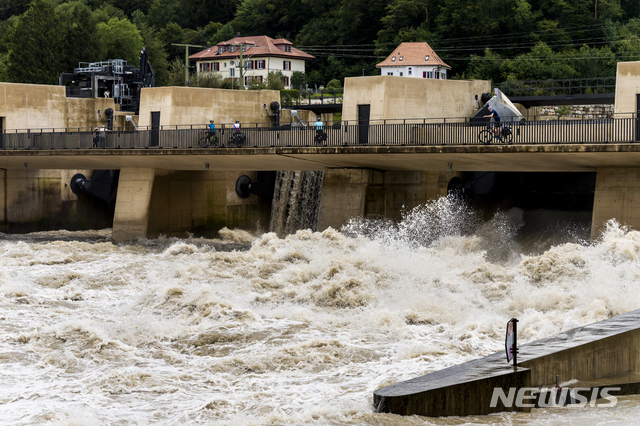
[[2, 196, 640, 425]]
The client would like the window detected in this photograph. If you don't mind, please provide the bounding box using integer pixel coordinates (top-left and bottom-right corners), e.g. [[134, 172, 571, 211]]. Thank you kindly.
[[408, 67, 412, 76], [213, 62, 220, 71], [230, 46, 235, 53], [425, 55, 429, 61], [258, 76, 263, 83], [257, 60, 265, 69], [230, 68, 235, 77], [242, 45, 247, 52], [399, 56, 403, 61], [426, 71, 433, 78], [399, 72, 403, 76], [218, 47, 224, 54], [245, 60, 252, 69], [283, 60, 291, 71], [387, 72, 393, 76], [391, 56, 396, 61], [285, 45, 292, 52], [224, 63, 227, 68], [285, 76, 290, 87]]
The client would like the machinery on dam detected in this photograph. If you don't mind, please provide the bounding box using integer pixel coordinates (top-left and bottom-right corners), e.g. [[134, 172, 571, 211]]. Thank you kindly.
[[70, 170, 120, 209], [59, 47, 156, 114]]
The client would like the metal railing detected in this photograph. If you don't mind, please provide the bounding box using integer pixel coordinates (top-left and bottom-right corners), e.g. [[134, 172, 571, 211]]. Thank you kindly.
[[281, 89, 343, 107], [1, 115, 639, 150], [494, 77, 616, 97]]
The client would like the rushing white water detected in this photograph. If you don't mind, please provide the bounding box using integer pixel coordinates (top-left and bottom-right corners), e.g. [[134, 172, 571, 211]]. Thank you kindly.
[[2, 198, 640, 425]]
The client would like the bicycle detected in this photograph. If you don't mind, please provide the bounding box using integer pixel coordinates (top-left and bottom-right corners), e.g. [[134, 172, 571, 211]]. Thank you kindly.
[[478, 124, 512, 144], [198, 132, 219, 147], [229, 132, 246, 147], [314, 130, 327, 145]]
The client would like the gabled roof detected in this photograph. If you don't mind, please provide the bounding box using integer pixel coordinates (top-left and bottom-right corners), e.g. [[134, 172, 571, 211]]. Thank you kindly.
[[189, 35, 314, 61], [376, 42, 451, 69]]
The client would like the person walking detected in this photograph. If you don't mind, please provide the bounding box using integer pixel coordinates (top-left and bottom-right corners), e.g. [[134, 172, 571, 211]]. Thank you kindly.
[[483, 105, 502, 138]]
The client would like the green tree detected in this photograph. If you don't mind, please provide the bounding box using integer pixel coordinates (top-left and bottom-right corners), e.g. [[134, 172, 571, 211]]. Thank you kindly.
[[211, 22, 235, 45], [96, 17, 144, 64], [57, 2, 101, 71], [6, 0, 64, 84], [0, 0, 31, 21], [234, 0, 312, 40], [291, 71, 306, 89], [166, 58, 186, 85], [137, 22, 170, 85], [147, 0, 186, 29], [265, 70, 285, 90]]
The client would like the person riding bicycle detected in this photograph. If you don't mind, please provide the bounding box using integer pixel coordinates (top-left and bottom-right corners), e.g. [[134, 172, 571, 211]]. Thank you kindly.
[[208, 120, 217, 144], [231, 120, 245, 146], [314, 116, 325, 144], [483, 105, 502, 138]]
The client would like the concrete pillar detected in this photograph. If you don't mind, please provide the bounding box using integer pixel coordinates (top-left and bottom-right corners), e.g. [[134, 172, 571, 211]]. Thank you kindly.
[[0, 169, 5, 224], [317, 169, 457, 231], [112, 168, 156, 241], [317, 169, 374, 230], [592, 167, 640, 239]]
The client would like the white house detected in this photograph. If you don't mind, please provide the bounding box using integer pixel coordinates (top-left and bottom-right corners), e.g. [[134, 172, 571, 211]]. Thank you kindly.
[[189, 35, 315, 89], [376, 42, 451, 79]]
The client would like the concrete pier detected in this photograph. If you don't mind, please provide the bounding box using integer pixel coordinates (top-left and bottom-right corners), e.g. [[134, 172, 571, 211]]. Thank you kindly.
[[374, 308, 640, 417]]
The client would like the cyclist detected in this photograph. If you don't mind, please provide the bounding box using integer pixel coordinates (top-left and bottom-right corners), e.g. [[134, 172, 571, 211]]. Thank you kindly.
[[231, 120, 244, 146], [208, 120, 217, 144], [483, 105, 502, 138], [314, 116, 325, 144]]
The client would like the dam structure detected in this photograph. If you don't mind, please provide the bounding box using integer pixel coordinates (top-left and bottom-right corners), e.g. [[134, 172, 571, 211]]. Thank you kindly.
[[374, 308, 640, 417], [2, 62, 640, 241]]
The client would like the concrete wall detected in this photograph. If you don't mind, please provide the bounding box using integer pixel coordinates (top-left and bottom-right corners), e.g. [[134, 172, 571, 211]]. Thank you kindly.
[[615, 61, 640, 115], [317, 169, 458, 231], [0, 82, 115, 131], [146, 170, 270, 238], [342, 76, 490, 122], [521, 327, 640, 388], [137, 86, 281, 127], [591, 167, 640, 239], [0, 169, 114, 233]]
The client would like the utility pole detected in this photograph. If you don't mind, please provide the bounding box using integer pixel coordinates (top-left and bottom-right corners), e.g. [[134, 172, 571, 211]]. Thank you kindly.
[[172, 43, 207, 85], [228, 42, 253, 90]]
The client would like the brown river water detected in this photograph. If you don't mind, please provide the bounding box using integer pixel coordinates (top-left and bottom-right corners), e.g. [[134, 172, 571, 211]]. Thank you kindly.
[[2, 197, 640, 425]]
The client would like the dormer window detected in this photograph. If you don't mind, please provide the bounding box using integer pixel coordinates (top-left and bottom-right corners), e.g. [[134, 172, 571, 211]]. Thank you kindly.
[[285, 45, 292, 52], [399, 56, 403, 61], [391, 56, 396, 61], [230, 46, 235, 52], [242, 45, 247, 52], [218, 47, 223, 54], [425, 55, 429, 61]]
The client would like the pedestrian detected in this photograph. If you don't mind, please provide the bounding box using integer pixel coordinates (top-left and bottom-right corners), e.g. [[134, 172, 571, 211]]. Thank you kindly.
[[483, 105, 502, 137]]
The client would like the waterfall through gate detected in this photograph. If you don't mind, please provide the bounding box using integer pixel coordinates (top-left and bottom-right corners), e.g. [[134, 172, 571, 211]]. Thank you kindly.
[[269, 171, 324, 236]]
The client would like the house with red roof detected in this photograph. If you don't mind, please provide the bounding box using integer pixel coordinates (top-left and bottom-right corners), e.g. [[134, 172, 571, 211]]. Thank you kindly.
[[376, 42, 451, 80], [189, 36, 315, 89]]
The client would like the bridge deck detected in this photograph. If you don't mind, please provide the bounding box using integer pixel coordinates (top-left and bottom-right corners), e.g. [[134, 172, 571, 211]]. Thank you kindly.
[[2, 119, 640, 171], [4, 144, 640, 172]]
